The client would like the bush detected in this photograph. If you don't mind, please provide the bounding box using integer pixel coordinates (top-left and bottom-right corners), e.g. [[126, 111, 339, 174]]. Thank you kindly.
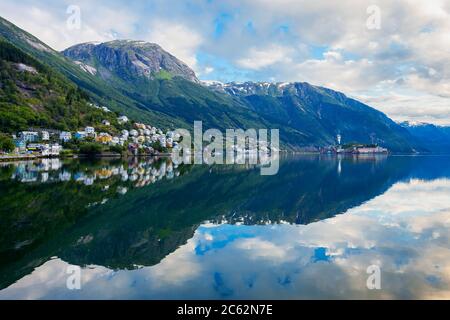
[[109, 144, 124, 154], [79, 142, 103, 156], [60, 149, 74, 157]]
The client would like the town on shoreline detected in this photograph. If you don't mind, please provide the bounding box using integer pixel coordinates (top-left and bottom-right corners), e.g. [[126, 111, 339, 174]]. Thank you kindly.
[[0, 103, 181, 160]]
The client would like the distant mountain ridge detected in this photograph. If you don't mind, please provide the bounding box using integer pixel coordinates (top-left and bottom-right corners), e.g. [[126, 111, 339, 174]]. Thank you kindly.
[[0, 15, 437, 153], [400, 121, 450, 154], [204, 81, 422, 152]]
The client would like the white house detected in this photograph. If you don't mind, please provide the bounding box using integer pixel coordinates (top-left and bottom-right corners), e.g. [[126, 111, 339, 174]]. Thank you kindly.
[[121, 129, 129, 137], [59, 131, 72, 142], [42, 144, 62, 156], [85, 127, 95, 134], [19, 131, 39, 142], [129, 129, 139, 137], [158, 136, 166, 146], [118, 116, 129, 124], [102, 120, 111, 126], [111, 137, 120, 145], [41, 131, 50, 141]]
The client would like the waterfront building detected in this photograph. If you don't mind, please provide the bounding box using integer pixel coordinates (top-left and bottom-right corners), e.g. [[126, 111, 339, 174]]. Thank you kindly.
[[59, 131, 72, 142], [19, 131, 39, 142], [41, 131, 50, 141], [97, 133, 112, 144]]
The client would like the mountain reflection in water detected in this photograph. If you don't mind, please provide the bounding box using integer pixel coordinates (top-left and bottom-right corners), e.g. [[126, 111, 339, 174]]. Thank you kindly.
[[0, 155, 449, 299]]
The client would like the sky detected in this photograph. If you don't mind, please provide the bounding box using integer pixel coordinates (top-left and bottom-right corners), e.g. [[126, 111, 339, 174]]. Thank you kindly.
[[0, 0, 449, 125]]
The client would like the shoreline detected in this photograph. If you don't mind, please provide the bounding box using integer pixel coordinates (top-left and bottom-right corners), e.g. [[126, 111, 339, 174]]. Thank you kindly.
[[2, 151, 445, 163], [0, 152, 173, 162]]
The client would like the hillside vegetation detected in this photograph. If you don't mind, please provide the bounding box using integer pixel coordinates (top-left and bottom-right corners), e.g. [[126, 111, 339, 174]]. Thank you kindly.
[[0, 40, 120, 133]]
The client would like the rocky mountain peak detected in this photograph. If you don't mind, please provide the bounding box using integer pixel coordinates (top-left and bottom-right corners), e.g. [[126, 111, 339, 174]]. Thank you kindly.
[[62, 40, 199, 83]]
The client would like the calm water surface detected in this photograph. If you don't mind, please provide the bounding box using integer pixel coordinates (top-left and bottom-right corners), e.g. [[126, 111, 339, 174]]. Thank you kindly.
[[0, 155, 449, 299]]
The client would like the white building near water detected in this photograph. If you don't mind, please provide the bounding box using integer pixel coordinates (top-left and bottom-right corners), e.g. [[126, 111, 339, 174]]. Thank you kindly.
[[42, 144, 62, 156], [111, 137, 120, 145], [41, 131, 50, 141], [60, 131, 72, 142], [19, 131, 39, 142]]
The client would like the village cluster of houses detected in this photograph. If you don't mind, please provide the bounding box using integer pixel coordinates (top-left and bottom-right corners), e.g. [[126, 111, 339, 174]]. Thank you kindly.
[[11, 110, 180, 156], [13, 131, 63, 156], [121, 122, 180, 155]]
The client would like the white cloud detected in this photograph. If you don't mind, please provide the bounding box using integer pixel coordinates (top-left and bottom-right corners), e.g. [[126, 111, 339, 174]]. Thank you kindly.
[[236, 45, 293, 70], [145, 20, 203, 70]]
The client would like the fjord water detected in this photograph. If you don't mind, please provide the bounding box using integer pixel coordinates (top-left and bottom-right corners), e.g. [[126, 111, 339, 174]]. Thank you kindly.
[[0, 155, 449, 299]]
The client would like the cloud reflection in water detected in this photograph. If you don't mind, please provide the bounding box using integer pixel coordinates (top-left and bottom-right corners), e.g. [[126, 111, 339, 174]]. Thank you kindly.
[[1, 178, 449, 299]]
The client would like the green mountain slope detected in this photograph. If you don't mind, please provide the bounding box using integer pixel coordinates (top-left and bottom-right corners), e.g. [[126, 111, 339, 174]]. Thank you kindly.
[[0, 17, 160, 125], [0, 40, 119, 133]]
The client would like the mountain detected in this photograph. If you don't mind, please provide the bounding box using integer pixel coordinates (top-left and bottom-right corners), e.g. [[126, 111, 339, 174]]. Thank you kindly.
[[0, 16, 165, 126], [400, 121, 450, 154], [61, 40, 278, 132], [0, 15, 424, 152], [0, 39, 120, 133], [63, 40, 199, 83], [205, 81, 421, 152]]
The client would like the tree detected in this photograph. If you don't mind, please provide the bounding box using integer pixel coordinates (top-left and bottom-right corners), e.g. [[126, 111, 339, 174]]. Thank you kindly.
[[79, 142, 103, 156], [0, 134, 15, 152], [109, 144, 124, 154]]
